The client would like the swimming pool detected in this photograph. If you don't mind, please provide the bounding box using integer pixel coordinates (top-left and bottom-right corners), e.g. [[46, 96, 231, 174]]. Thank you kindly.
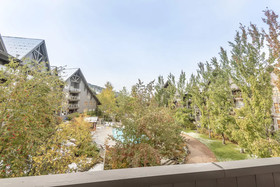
[[112, 128, 148, 143], [112, 128, 124, 141]]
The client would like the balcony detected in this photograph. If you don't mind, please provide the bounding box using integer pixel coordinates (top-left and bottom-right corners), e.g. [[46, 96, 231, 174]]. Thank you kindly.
[[1, 157, 279, 187], [68, 104, 79, 109], [69, 87, 81, 93], [233, 94, 242, 100], [232, 90, 242, 100], [68, 96, 80, 101]]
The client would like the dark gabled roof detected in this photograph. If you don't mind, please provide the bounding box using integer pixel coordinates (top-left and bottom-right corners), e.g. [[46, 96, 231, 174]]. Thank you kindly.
[[62, 68, 101, 105]]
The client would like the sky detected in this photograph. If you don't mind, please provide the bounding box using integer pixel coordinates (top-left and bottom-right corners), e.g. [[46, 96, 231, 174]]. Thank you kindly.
[[0, 0, 280, 91]]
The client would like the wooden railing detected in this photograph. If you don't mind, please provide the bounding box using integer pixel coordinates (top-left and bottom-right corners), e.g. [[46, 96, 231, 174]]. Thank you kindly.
[[0, 157, 280, 187], [68, 96, 80, 101], [68, 104, 79, 109], [69, 87, 81, 93]]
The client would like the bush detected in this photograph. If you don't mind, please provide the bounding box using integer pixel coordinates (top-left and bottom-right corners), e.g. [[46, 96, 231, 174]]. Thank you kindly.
[[31, 115, 101, 175], [105, 143, 161, 169], [0, 61, 65, 178], [75, 143, 100, 157], [175, 108, 196, 129], [105, 81, 187, 169], [67, 112, 80, 120]]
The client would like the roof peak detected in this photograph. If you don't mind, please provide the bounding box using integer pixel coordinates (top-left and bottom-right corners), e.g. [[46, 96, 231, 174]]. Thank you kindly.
[[2, 35, 44, 41], [2, 36, 44, 59]]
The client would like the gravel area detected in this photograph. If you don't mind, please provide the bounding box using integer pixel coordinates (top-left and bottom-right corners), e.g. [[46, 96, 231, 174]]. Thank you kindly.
[[182, 133, 217, 164]]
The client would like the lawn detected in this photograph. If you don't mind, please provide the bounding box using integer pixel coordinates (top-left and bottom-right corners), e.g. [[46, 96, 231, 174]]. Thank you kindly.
[[184, 130, 250, 162]]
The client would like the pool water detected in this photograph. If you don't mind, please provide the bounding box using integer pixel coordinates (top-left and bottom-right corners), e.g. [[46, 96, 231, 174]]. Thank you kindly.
[[112, 128, 124, 141], [112, 129, 148, 143]]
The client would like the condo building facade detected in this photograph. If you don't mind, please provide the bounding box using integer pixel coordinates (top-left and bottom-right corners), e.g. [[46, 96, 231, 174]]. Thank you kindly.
[[0, 33, 101, 114], [59, 68, 101, 114]]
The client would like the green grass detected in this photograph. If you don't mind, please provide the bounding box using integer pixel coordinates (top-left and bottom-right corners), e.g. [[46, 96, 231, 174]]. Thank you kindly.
[[184, 130, 250, 162]]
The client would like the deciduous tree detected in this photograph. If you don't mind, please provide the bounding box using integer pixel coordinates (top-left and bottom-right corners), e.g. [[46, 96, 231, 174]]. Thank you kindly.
[[105, 80, 186, 169], [97, 82, 117, 121], [0, 60, 64, 177], [229, 24, 274, 156]]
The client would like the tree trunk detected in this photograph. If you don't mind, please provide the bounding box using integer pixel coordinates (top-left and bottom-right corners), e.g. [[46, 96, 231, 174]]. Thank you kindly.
[[208, 128, 211, 139], [222, 133, 226, 145], [240, 148, 245, 153]]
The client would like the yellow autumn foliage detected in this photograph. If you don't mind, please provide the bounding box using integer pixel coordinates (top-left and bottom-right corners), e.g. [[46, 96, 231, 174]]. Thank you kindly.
[[31, 115, 101, 176]]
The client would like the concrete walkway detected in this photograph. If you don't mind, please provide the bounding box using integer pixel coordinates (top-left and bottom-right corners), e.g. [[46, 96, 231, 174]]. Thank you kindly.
[[92, 125, 115, 148], [90, 124, 115, 171]]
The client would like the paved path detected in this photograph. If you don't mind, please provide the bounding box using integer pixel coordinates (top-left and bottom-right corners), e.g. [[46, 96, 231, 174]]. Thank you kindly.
[[90, 125, 115, 172], [91, 125, 115, 148], [182, 133, 217, 164]]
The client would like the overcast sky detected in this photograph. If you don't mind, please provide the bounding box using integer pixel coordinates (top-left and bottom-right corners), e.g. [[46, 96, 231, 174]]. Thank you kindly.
[[0, 0, 280, 91]]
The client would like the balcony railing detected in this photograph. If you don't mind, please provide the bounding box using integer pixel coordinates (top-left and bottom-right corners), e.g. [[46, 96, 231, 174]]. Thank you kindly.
[[1, 157, 279, 187], [69, 87, 81, 93], [68, 104, 79, 109], [233, 94, 242, 100], [68, 96, 80, 101]]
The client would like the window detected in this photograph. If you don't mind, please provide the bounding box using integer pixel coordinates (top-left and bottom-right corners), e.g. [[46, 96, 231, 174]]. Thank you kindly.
[[273, 88, 279, 97], [274, 103, 280, 114], [277, 119, 280, 129], [236, 101, 244, 108], [71, 82, 79, 89]]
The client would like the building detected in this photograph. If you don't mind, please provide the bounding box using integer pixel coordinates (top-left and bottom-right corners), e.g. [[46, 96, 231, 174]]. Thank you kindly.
[[270, 73, 280, 130], [0, 35, 50, 70], [0, 33, 100, 115], [59, 68, 101, 114], [0, 34, 10, 66], [88, 83, 104, 94], [230, 74, 280, 130], [191, 75, 280, 131]]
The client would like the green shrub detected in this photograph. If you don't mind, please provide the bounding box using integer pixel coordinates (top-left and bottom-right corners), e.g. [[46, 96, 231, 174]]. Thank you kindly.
[[67, 112, 80, 120], [75, 143, 100, 157]]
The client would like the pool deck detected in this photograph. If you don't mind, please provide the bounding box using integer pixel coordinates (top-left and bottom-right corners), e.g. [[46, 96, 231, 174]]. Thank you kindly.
[[90, 124, 115, 171], [92, 124, 115, 148]]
